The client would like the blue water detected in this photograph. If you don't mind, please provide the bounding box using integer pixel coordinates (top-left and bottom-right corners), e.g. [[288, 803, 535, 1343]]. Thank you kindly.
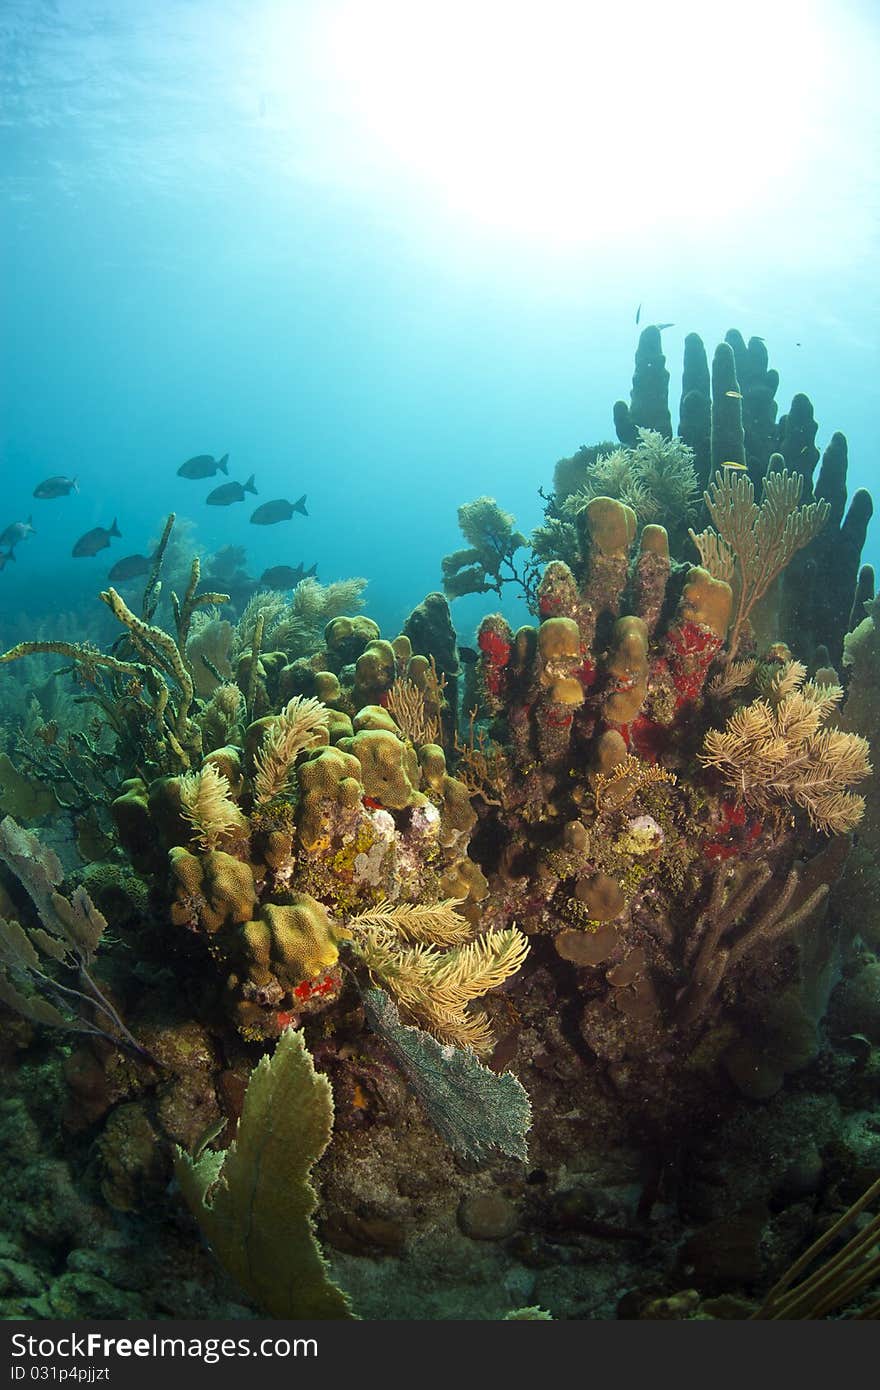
[[2, 0, 879, 642]]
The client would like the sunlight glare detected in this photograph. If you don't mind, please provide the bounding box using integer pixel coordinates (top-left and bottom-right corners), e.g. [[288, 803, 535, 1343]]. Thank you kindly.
[[301, 0, 827, 247]]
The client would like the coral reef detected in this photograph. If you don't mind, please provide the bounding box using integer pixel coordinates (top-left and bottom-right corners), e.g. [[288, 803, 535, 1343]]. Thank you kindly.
[[1, 325, 878, 1323], [532, 328, 874, 667]]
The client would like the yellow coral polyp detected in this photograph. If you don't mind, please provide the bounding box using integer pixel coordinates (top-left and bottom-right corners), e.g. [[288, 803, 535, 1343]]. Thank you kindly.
[[639, 523, 670, 559], [296, 745, 364, 852], [352, 705, 399, 734], [353, 640, 397, 701], [169, 847, 258, 933], [605, 615, 649, 723], [680, 566, 733, 639], [418, 743, 448, 792], [549, 677, 585, 706], [538, 616, 581, 665], [324, 615, 380, 655], [313, 671, 343, 705], [585, 496, 638, 554]]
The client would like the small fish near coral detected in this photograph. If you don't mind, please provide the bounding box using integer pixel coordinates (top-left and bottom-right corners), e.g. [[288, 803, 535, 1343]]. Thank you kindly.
[[177, 452, 229, 478], [1, 323, 878, 1324], [107, 552, 152, 582], [72, 519, 121, 557], [250, 495, 308, 525], [206, 475, 258, 506], [259, 562, 317, 588], [33, 475, 79, 498], [0, 517, 35, 549]]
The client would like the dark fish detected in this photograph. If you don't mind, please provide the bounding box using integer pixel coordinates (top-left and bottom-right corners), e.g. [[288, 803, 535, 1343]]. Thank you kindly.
[[0, 517, 35, 548], [458, 646, 478, 665], [250, 495, 308, 525], [177, 453, 229, 479], [72, 518, 121, 558], [0, 550, 15, 572], [635, 303, 641, 325], [259, 562, 318, 588], [206, 474, 258, 506], [34, 475, 79, 499], [108, 552, 151, 582]]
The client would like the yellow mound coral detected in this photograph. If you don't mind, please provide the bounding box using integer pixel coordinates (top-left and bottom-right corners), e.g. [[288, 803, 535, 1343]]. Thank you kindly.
[[337, 729, 423, 810], [243, 898, 345, 986], [169, 847, 258, 933], [296, 745, 364, 852]]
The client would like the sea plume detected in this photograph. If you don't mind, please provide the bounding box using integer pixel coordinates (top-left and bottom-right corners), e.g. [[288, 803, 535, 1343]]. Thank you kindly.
[[253, 696, 330, 805], [701, 660, 871, 833], [347, 899, 529, 1054], [179, 763, 247, 849]]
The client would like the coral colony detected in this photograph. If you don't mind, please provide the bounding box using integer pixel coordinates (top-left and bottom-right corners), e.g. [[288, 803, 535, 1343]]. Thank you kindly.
[[1, 326, 879, 1320]]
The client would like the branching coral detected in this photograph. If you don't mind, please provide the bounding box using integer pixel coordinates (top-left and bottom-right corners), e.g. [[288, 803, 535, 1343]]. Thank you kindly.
[[235, 578, 369, 663], [385, 677, 440, 747], [233, 591, 288, 660], [592, 754, 677, 814], [707, 658, 757, 700], [677, 857, 831, 1027], [0, 518, 230, 775], [701, 661, 870, 833], [690, 464, 830, 662], [346, 898, 473, 947], [196, 681, 245, 751], [751, 1173, 880, 1319], [442, 496, 540, 608]]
